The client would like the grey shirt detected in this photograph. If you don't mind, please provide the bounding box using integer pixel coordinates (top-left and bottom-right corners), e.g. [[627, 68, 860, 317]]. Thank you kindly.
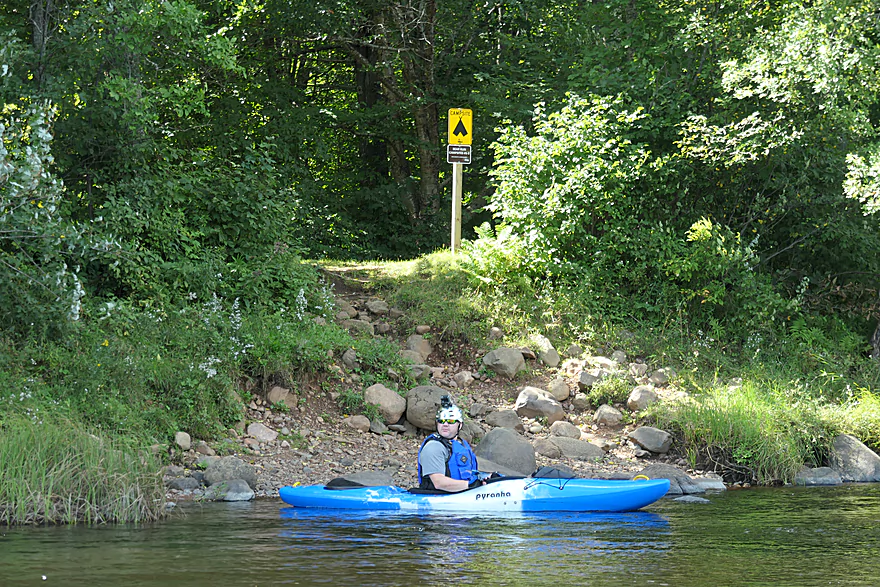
[[418, 439, 451, 477]]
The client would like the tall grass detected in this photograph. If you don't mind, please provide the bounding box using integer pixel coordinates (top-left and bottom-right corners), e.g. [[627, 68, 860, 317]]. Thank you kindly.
[[0, 416, 165, 525], [647, 384, 839, 484]]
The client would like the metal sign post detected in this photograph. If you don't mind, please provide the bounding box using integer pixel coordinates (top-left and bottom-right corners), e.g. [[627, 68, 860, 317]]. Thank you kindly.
[[447, 108, 472, 254]]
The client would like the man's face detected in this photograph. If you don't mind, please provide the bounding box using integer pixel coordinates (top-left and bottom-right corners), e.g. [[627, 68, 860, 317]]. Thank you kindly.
[[436, 419, 460, 439]]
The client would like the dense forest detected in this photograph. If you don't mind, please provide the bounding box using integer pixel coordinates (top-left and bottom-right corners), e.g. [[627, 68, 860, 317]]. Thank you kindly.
[[2, 1, 879, 448]]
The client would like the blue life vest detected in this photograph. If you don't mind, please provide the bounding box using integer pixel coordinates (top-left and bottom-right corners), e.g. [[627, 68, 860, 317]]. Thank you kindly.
[[417, 433, 479, 488]]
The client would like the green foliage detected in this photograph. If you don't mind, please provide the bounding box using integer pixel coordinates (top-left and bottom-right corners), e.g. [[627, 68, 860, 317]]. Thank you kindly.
[[584, 376, 632, 408], [648, 384, 838, 484], [0, 102, 107, 336]]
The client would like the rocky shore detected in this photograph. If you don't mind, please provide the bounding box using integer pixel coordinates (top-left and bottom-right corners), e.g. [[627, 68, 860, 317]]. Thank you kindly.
[[163, 290, 880, 505]]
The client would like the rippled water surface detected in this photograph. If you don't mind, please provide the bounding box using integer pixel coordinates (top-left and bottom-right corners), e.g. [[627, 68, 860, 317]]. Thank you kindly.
[[1, 484, 878, 586]]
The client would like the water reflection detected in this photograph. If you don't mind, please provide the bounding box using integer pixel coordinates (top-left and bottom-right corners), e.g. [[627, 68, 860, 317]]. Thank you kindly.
[[278, 508, 671, 585], [0, 485, 877, 587]]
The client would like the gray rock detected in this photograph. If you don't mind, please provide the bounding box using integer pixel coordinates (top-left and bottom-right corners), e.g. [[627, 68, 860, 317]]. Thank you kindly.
[[460, 420, 484, 444], [366, 299, 389, 315], [514, 387, 565, 424], [194, 441, 216, 456], [204, 479, 254, 501], [341, 349, 359, 370], [204, 456, 257, 490], [399, 349, 425, 364], [627, 385, 658, 412], [565, 344, 583, 358], [405, 334, 433, 362], [533, 334, 560, 368], [593, 404, 624, 426], [627, 426, 672, 454], [610, 350, 627, 364], [570, 393, 590, 411], [548, 437, 605, 461], [247, 422, 278, 443], [547, 379, 570, 402], [166, 476, 200, 491], [482, 348, 527, 379], [485, 409, 525, 432], [794, 466, 843, 486], [637, 463, 704, 495], [549, 420, 582, 439], [405, 386, 451, 430], [267, 386, 290, 405], [407, 364, 431, 381], [344, 415, 371, 432], [488, 327, 504, 339], [830, 434, 880, 482], [474, 428, 537, 475], [174, 431, 191, 451], [369, 419, 388, 434], [364, 383, 406, 423], [453, 371, 475, 389], [533, 438, 562, 458], [628, 363, 649, 378]]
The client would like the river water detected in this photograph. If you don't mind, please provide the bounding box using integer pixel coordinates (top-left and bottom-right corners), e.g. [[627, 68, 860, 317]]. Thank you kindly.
[[1, 484, 877, 586]]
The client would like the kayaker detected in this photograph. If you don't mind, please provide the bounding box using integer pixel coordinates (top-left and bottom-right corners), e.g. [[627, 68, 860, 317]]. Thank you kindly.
[[417, 395, 484, 492]]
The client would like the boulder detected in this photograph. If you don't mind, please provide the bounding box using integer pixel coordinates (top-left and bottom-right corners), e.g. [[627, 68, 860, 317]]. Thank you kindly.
[[610, 350, 627, 364], [830, 434, 880, 482], [453, 370, 475, 389], [405, 334, 433, 362], [627, 426, 672, 454], [637, 464, 706, 495], [174, 431, 191, 451], [794, 466, 843, 486], [549, 420, 582, 439], [166, 477, 200, 491], [474, 428, 536, 475], [267, 386, 290, 405], [482, 348, 527, 379], [627, 385, 658, 412], [405, 386, 450, 430], [533, 438, 562, 458], [204, 456, 257, 490], [343, 415, 371, 432], [366, 299, 389, 315], [628, 363, 649, 378], [547, 437, 605, 461], [460, 420, 484, 444], [593, 404, 624, 426], [514, 387, 565, 424], [547, 379, 570, 402], [485, 409, 525, 432], [364, 383, 406, 423], [341, 349, 359, 370], [570, 393, 590, 411], [533, 334, 560, 368], [204, 479, 254, 502], [247, 422, 278, 443]]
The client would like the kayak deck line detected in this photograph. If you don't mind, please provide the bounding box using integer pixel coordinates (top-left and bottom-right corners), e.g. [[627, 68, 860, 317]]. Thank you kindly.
[[279, 477, 670, 513]]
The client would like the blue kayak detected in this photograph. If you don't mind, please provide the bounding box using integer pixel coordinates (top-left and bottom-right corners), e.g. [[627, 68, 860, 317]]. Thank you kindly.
[[278, 477, 670, 513]]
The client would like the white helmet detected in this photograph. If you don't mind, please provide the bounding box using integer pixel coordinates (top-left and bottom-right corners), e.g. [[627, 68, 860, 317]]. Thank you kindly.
[[436, 395, 463, 423]]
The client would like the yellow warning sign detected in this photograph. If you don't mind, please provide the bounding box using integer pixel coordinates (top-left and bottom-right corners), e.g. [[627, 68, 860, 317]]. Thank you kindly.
[[448, 108, 473, 145]]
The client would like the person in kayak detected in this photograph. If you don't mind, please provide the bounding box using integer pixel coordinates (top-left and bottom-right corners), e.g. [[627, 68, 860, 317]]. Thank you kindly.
[[417, 395, 484, 492]]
